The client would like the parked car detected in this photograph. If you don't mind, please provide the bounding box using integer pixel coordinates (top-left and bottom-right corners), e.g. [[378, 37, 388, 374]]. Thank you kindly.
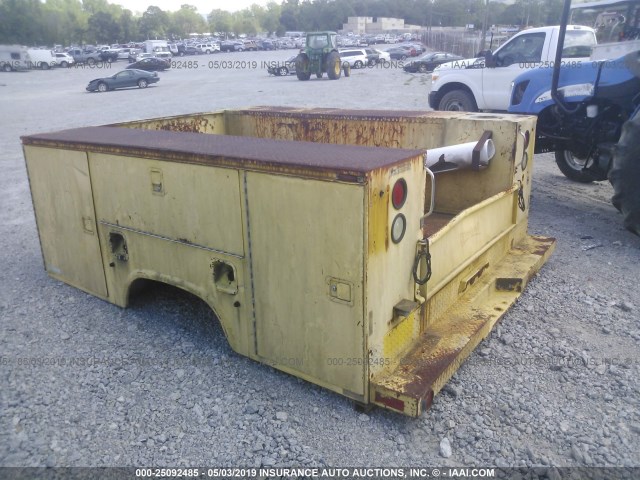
[[195, 43, 216, 54], [86, 69, 159, 92], [373, 49, 390, 64], [339, 48, 369, 68], [182, 46, 198, 56], [403, 52, 464, 73], [402, 43, 425, 55], [220, 40, 242, 52], [387, 47, 413, 60], [54, 52, 74, 68], [67, 48, 102, 65], [260, 40, 277, 50], [129, 52, 154, 63], [240, 41, 259, 51], [266, 55, 297, 76], [99, 49, 120, 63], [118, 48, 140, 61], [126, 57, 170, 72]]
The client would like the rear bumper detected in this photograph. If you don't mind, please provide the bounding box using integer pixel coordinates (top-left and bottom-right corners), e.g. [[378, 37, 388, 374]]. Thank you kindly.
[[371, 234, 555, 417]]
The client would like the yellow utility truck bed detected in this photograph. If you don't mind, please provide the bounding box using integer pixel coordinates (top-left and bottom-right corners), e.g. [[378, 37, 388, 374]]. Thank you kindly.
[[22, 107, 554, 416]]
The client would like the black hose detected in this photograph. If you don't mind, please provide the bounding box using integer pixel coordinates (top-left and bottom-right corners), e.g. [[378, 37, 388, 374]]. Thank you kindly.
[[551, 0, 581, 114]]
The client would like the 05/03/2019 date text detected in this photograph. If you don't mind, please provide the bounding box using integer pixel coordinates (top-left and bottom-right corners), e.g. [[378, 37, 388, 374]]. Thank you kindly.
[[171, 60, 260, 70]]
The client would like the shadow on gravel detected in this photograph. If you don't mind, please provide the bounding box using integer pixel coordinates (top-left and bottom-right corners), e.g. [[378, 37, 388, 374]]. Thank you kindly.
[[127, 280, 227, 349]]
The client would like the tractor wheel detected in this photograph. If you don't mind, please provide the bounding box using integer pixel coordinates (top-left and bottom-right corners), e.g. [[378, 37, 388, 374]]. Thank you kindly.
[[609, 109, 640, 236], [554, 150, 600, 183], [343, 63, 351, 77], [327, 51, 341, 80], [295, 54, 311, 81]]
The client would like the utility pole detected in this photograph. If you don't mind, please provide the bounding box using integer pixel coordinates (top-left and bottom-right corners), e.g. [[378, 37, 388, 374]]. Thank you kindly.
[[479, 0, 489, 52]]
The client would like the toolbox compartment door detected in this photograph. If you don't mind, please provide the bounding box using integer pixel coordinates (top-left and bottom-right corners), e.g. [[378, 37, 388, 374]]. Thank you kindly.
[[247, 172, 366, 399], [24, 146, 108, 298]]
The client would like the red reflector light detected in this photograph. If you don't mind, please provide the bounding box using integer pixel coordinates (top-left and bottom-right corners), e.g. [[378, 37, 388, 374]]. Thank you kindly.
[[392, 178, 407, 209]]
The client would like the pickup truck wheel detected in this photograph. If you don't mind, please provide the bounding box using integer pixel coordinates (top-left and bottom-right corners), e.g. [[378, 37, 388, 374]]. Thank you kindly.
[[438, 90, 477, 112], [354, 60, 363, 69], [87, 58, 95, 66], [554, 150, 597, 183], [418, 63, 428, 73], [60, 61, 68, 68], [97, 82, 108, 92], [138, 79, 148, 88], [609, 110, 640, 236], [278, 66, 288, 76]]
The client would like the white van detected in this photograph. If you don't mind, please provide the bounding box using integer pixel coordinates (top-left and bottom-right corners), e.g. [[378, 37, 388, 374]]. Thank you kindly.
[[27, 48, 57, 69], [0, 45, 31, 71]]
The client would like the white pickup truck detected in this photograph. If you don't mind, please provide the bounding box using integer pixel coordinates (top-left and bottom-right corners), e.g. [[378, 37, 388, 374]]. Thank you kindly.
[[428, 25, 597, 112]]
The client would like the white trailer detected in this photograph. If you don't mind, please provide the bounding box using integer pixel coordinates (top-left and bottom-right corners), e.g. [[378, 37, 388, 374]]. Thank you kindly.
[[0, 45, 30, 72], [144, 40, 170, 54]]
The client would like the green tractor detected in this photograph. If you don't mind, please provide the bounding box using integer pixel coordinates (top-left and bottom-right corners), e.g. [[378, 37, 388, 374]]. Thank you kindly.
[[295, 31, 345, 80]]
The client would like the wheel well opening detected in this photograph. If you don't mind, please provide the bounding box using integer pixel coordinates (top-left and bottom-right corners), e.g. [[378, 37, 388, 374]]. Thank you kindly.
[[439, 82, 476, 100], [126, 278, 229, 349]]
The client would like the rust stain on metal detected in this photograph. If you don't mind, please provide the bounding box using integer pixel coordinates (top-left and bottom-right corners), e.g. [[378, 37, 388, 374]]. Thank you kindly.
[[157, 116, 210, 133], [380, 310, 494, 403], [248, 110, 409, 149], [531, 236, 556, 256], [374, 391, 405, 412], [496, 277, 523, 292]]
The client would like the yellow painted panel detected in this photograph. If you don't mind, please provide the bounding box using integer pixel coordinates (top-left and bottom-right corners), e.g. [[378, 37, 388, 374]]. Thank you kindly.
[[88, 153, 244, 257], [427, 189, 517, 298], [365, 158, 426, 380], [248, 173, 366, 397], [96, 226, 253, 356], [24, 146, 107, 298]]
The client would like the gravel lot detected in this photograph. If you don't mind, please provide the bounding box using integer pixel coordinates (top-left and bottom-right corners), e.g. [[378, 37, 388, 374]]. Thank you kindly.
[[1, 50, 639, 473]]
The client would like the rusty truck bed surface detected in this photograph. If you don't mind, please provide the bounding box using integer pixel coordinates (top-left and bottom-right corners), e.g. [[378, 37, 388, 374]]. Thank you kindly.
[[22, 107, 554, 417], [22, 126, 425, 180]]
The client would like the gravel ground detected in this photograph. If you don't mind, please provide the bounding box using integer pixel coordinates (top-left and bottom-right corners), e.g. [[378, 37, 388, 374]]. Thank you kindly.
[[1, 50, 639, 471]]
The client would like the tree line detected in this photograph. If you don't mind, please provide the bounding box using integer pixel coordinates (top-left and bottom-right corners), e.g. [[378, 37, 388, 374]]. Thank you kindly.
[[0, 0, 565, 46]]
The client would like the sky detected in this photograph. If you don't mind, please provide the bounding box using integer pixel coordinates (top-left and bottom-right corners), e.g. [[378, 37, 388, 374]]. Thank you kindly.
[[110, 0, 272, 15]]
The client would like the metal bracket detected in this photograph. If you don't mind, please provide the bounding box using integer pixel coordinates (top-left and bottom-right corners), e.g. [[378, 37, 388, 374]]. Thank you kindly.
[[420, 166, 436, 227], [472, 130, 493, 171]]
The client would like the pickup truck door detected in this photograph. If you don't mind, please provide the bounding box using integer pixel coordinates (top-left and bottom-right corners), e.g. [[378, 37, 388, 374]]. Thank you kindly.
[[481, 31, 547, 111]]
